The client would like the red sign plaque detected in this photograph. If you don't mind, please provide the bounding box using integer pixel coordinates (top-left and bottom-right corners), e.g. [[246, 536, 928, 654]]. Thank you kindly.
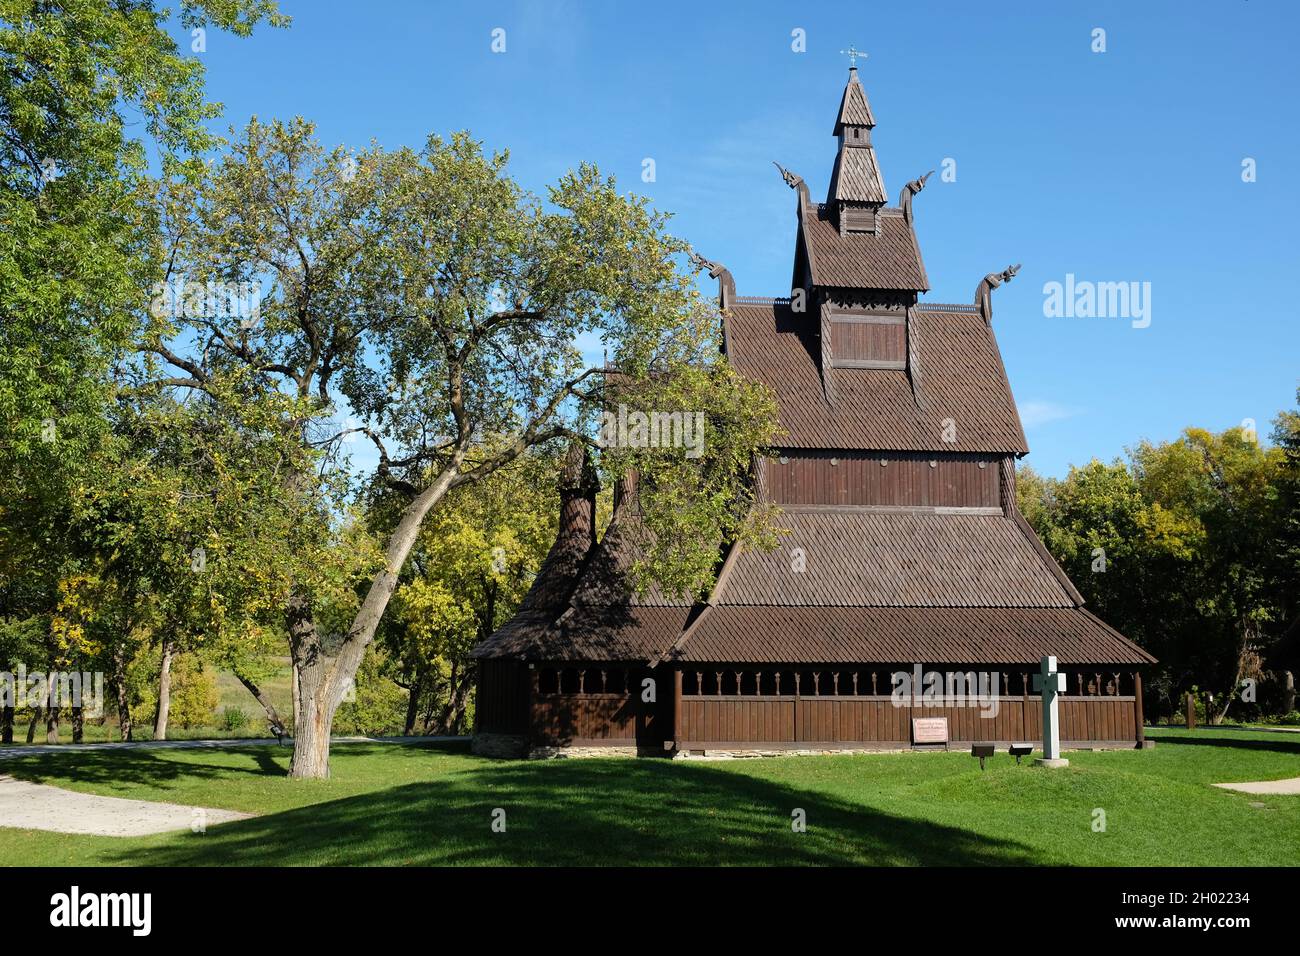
[[912, 717, 949, 744]]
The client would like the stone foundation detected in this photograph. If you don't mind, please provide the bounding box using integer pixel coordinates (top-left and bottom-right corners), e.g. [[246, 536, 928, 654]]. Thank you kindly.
[[529, 745, 670, 759], [473, 735, 1148, 760], [470, 732, 528, 759]]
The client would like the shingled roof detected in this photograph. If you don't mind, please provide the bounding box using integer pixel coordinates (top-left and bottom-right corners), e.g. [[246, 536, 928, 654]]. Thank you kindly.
[[658, 506, 1154, 666], [833, 66, 876, 131], [709, 510, 1074, 608], [827, 143, 888, 205], [724, 301, 1028, 453], [674, 607, 1155, 666], [800, 206, 927, 291]]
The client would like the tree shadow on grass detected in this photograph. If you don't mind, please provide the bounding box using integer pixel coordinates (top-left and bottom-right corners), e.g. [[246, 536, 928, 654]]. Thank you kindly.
[[1, 740, 469, 791], [1151, 734, 1300, 756], [1, 748, 290, 790], [106, 758, 1042, 867]]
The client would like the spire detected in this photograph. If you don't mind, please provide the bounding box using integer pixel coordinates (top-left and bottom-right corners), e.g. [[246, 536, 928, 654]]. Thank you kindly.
[[827, 66, 886, 230], [833, 66, 876, 133]]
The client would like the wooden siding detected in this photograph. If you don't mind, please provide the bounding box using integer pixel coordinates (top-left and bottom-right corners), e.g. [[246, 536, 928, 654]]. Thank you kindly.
[[525, 664, 673, 747], [761, 451, 1002, 508], [475, 660, 529, 735], [532, 695, 640, 743], [679, 694, 1138, 747], [830, 318, 905, 365]]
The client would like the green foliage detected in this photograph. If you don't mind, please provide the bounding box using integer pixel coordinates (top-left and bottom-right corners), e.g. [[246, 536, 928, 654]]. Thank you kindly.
[[376, 446, 561, 732], [0, 0, 286, 732], [603, 360, 781, 599], [134, 651, 217, 729], [219, 705, 251, 732], [142, 116, 778, 771], [332, 647, 407, 736], [169, 655, 219, 729], [1019, 413, 1293, 721]]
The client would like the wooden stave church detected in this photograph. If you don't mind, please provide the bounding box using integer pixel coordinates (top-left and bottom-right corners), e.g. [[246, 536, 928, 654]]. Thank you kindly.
[[470, 66, 1155, 758]]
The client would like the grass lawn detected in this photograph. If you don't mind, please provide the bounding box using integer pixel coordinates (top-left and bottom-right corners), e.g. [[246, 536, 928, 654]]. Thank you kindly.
[[0, 727, 1296, 866]]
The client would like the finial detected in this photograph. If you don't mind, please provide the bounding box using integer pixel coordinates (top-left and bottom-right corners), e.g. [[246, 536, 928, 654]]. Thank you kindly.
[[974, 263, 1023, 324], [772, 161, 803, 189], [688, 250, 735, 311], [840, 45, 867, 69]]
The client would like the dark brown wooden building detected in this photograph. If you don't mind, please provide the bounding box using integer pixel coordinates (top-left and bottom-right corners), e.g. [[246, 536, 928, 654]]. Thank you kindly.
[[471, 67, 1154, 758]]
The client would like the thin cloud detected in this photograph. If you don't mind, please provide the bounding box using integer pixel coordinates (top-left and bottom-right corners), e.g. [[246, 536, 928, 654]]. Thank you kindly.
[[1018, 399, 1081, 428]]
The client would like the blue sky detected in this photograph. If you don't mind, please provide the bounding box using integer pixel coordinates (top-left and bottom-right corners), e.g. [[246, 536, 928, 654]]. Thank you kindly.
[[184, 0, 1298, 478]]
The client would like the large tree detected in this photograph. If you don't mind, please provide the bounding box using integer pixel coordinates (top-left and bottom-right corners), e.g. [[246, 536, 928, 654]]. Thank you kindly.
[[1020, 423, 1287, 722], [143, 118, 777, 777], [0, 0, 287, 736]]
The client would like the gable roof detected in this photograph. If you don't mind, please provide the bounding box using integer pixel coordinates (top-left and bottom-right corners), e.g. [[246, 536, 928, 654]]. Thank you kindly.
[[724, 302, 1028, 453]]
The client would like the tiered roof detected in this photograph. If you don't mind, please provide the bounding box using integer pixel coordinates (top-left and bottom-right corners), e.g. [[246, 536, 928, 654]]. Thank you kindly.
[[471, 68, 1153, 670]]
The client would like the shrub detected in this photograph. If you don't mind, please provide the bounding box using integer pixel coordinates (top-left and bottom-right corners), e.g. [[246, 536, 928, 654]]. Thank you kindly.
[[169, 655, 219, 729], [219, 706, 251, 733]]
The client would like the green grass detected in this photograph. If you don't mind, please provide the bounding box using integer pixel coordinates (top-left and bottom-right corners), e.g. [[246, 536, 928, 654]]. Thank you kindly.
[[0, 727, 1296, 866]]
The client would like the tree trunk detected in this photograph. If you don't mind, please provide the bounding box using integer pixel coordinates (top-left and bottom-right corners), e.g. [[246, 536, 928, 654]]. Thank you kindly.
[[153, 637, 176, 741], [1214, 622, 1256, 725], [447, 665, 472, 734], [1, 704, 12, 744], [1283, 671, 1296, 715], [291, 659, 301, 736], [287, 593, 335, 779], [45, 701, 58, 744], [288, 461, 462, 779], [29, 671, 53, 744], [234, 671, 287, 735], [71, 706, 84, 743], [420, 677, 440, 734], [403, 669, 424, 736], [112, 643, 133, 742], [435, 662, 471, 734], [288, 636, 336, 778]]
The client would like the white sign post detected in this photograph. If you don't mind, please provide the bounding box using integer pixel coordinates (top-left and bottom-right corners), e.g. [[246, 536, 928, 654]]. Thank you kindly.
[[1032, 655, 1069, 768]]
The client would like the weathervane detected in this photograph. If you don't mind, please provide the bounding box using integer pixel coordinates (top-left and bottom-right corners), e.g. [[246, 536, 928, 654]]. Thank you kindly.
[[840, 45, 867, 68]]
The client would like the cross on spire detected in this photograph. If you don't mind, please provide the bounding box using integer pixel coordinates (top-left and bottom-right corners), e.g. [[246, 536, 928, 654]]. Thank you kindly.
[[840, 45, 867, 69]]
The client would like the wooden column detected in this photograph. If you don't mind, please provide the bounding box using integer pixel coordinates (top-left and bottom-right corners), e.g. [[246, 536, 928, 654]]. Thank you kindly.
[[1021, 672, 1029, 743], [672, 668, 683, 752], [1133, 671, 1146, 747], [793, 673, 801, 742], [528, 664, 539, 746]]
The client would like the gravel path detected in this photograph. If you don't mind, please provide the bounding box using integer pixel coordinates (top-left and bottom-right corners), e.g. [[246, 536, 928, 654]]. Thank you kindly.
[[0, 736, 466, 836], [0, 774, 253, 836], [1213, 777, 1300, 795]]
